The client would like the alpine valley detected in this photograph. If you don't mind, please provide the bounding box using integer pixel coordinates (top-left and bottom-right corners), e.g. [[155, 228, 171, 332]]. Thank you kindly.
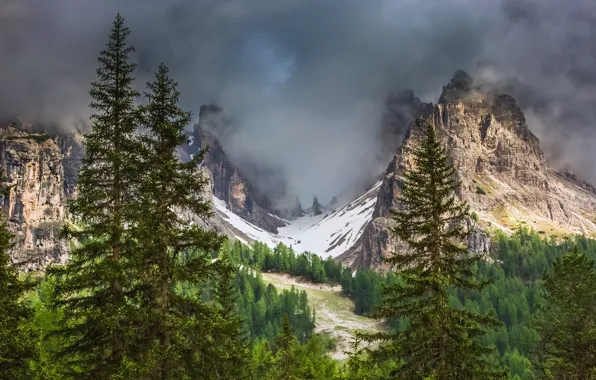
[[2, 70, 595, 271]]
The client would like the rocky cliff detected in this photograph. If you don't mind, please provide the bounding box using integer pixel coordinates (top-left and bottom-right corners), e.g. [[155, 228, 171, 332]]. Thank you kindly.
[[0, 125, 73, 270], [339, 71, 596, 269], [184, 105, 288, 233]]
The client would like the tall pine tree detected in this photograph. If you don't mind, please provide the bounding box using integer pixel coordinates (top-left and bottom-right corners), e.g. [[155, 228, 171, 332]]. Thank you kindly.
[[532, 246, 596, 379], [357, 123, 505, 379], [272, 314, 298, 380], [49, 14, 143, 379], [130, 63, 228, 379], [0, 206, 38, 379], [211, 257, 250, 380]]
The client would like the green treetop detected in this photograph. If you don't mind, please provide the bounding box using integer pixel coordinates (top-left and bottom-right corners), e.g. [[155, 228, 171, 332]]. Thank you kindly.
[[532, 246, 596, 379]]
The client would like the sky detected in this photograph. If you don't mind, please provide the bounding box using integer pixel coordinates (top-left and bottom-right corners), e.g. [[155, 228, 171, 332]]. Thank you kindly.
[[1, 0, 596, 204]]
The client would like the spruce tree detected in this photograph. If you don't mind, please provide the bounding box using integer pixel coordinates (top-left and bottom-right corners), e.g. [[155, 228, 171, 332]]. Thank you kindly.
[[273, 314, 298, 380], [210, 258, 250, 380], [49, 14, 143, 379], [358, 123, 505, 379], [0, 209, 38, 379], [532, 246, 596, 379], [131, 63, 227, 379]]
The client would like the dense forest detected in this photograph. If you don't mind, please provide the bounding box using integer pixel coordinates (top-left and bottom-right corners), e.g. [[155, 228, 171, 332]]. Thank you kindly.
[[227, 227, 596, 379], [1, 14, 596, 380]]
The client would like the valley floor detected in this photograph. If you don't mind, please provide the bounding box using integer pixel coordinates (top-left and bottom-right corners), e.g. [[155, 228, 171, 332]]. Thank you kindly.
[[261, 272, 382, 360]]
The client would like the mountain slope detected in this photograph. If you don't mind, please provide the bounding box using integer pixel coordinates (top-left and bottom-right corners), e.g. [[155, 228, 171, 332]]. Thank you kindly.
[[261, 272, 382, 360], [183, 105, 288, 233], [213, 181, 381, 258], [339, 71, 596, 268]]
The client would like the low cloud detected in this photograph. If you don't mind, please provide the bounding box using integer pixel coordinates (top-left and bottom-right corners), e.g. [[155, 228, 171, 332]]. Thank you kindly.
[[1, 0, 596, 201]]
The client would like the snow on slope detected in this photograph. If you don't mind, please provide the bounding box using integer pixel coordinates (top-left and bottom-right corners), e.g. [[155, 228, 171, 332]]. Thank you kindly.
[[213, 181, 382, 258]]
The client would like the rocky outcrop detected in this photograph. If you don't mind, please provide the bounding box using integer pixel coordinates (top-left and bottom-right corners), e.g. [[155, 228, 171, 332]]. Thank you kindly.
[[184, 105, 287, 233], [182, 166, 259, 243], [340, 71, 596, 269], [0, 125, 69, 270]]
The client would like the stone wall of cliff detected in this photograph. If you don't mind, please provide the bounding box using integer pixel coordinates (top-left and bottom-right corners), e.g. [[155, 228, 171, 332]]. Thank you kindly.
[[0, 126, 70, 270]]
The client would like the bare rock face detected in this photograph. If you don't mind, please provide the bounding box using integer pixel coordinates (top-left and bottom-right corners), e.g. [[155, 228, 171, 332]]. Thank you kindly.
[[0, 126, 69, 270], [342, 71, 596, 269], [185, 105, 287, 233]]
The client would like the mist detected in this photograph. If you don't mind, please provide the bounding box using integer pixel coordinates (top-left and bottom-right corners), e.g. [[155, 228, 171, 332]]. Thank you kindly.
[[1, 0, 596, 203]]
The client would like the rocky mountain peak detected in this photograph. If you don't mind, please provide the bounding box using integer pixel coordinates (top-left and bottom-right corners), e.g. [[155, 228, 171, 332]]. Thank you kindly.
[[438, 70, 473, 104], [339, 70, 596, 269]]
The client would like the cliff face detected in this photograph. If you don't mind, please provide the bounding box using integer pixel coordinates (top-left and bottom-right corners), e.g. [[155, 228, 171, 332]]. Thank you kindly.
[[339, 71, 596, 269], [0, 126, 71, 270], [185, 105, 287, 233]]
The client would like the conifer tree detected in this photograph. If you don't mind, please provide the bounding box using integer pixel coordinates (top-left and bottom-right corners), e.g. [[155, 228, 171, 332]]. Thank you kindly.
[[49, 14, 143, 379], [273, 314, 298, 380], [210, 259, 250, 379], [358, 123, 505, 379], [0, 209, 38, 379], [532, 246, 596, 379], [132, 63, 227, 378]]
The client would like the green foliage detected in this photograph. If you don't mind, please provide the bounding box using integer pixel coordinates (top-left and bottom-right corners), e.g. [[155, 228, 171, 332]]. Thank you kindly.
[[476, 186, 487, 195], [27, 277, 69, 379], [48, 14, 143, 378], [219, 241, 317, 344], [250, 316, 340, 380], [357, 123, 505, 379], [227, 240, 344, 285], [0, 212, 38, 380], [273, 314, 297, 379], [343, 227, 596, 379], [532, 247, 596, 379], [471, 211, 479, 222], [46, 15, 238, 379], [127, 63, 228, 379]]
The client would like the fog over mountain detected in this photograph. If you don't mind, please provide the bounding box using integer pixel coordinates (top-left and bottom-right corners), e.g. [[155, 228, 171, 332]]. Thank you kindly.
[[1, 0, 596, 203]]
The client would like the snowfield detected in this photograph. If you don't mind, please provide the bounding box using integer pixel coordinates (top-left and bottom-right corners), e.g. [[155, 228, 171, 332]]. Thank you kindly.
[[213, 181, 382, 258]]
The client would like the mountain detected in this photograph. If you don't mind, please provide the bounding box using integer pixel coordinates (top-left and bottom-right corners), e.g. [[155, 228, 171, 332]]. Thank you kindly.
[[179, 104, 381, 257], [338, 71, 596, 268], [2, 71, 596, 271], [0, 122, 83, 270], [212, 180, 381, 257], [182, 104, 293, 233]]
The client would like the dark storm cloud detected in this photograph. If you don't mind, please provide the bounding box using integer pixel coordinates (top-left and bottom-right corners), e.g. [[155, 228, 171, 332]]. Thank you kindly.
[[1, 0, 596, 202]]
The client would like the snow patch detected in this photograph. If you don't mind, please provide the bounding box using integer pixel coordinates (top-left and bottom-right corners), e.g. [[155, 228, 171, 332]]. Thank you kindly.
[[213, 181, 382, 258]]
